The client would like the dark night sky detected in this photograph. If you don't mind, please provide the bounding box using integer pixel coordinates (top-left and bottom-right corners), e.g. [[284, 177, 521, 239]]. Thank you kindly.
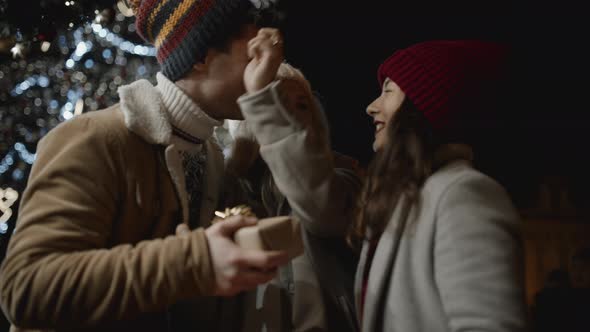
[[1, 2, 588, 329], [3, 0, 589, 200], [278, 0, 590, 203]]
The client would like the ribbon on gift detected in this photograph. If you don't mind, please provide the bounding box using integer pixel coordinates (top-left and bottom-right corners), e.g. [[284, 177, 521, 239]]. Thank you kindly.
[[214, 204, 256, 222]]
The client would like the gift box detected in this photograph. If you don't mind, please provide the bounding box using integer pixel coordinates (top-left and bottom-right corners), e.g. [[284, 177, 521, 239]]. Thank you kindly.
[[233, 216, 304, 259]]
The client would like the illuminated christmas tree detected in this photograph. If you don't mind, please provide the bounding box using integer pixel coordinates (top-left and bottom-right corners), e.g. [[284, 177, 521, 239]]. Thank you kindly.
[[0, 0, 158, 247]]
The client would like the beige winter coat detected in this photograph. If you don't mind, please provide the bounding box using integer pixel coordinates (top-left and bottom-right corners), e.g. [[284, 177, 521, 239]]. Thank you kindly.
[[0, 79, 225, 332]]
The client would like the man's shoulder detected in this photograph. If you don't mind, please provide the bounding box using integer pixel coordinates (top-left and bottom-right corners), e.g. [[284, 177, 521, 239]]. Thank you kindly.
[[75, 104, 127, 135], [41, 104, 154, 153], [58, 105, 145, 141]]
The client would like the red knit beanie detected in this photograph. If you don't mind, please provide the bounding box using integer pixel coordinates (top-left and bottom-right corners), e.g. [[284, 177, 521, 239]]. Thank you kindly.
[[378, 40, 509, 139]]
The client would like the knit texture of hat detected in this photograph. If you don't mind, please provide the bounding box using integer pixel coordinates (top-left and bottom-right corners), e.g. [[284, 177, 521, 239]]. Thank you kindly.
[[378, 40, 509, 136], [131, 0, 253, 81]]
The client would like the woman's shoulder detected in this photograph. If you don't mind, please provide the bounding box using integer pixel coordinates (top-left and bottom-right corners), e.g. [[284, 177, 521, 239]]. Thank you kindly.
[[424, 160, 510, 205], [425, 160, 479, 190], [424, 160, 517, 222]]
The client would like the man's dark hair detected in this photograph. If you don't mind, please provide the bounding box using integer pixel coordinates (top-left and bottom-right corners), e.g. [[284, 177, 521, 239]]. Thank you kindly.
[[207, 1, 285, 54]]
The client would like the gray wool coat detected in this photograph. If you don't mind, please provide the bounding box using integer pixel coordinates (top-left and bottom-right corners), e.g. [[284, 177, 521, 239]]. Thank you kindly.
[[237, 79, 361, 332], [356, 158, 528, 332]]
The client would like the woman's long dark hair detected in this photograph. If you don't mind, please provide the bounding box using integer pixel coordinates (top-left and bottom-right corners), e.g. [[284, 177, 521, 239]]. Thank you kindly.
[[349, 98, 440, 246]]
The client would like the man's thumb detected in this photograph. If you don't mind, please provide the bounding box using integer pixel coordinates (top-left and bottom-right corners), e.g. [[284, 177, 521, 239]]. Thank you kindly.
[[217, 216, 258, 236]]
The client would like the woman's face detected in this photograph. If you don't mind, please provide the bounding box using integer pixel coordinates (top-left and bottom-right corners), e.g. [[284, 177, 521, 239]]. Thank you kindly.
[[366, 78, 406, 151]]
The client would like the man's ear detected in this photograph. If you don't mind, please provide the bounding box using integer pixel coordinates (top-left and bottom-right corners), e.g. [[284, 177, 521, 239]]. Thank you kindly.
[[192, 60, 208, 76], [192, 50, 218, 75]]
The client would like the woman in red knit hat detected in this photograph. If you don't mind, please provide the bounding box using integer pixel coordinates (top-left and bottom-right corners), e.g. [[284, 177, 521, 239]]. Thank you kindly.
[[350, 40, 528, 332], [238, 32, 527, 331]]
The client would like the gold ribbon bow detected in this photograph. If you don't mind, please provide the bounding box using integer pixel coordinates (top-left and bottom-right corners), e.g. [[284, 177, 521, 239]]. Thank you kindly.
[[214, 205, 257, 223]]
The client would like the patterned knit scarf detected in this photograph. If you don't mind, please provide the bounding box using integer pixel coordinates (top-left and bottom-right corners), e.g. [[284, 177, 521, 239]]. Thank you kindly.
[[173, 125, 207, 227]]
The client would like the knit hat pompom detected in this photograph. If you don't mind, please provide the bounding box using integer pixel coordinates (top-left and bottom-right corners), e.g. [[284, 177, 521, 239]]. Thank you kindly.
[[378, 40, 510, 140], [125, 0, 142, 14]]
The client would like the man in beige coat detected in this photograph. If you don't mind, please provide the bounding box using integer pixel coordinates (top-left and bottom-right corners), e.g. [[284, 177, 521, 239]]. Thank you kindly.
[[0, 1, 289, 331]]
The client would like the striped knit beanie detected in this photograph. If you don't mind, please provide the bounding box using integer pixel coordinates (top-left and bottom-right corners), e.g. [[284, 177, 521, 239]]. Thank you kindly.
[[130, 0, 254, 81], [378, 40, 509, 138]]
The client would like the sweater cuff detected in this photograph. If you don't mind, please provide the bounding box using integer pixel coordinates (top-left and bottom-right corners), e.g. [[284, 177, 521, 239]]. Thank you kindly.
[[238, 80, 279, 104], [237, 80, 297, 145]]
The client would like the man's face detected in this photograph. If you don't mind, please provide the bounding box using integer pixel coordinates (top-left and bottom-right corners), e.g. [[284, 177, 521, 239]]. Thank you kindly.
[[199, 25, 259, 120]]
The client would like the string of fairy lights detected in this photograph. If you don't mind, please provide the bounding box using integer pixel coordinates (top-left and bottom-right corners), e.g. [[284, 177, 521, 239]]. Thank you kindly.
[[1, 22, 156, 174]]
